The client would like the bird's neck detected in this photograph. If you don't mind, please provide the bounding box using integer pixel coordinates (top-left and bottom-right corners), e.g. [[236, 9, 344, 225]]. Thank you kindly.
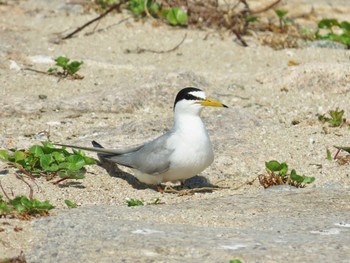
[[172, 112, 206, 135]]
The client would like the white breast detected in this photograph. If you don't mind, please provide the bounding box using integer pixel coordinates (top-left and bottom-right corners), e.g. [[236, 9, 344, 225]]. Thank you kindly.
[[162, 115, 214, 183]]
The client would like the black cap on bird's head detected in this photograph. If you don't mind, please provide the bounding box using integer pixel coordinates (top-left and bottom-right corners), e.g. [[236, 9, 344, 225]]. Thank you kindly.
[[173, 87, 228, 110]]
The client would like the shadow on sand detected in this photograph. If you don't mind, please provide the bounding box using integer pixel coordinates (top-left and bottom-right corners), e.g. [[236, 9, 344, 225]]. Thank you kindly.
[[97, 157, 220, 193]]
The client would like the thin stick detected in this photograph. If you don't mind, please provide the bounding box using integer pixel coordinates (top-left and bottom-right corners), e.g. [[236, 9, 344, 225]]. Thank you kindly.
[[0, 181, 10, 200], [15, 174, 34, 200], [23, 67, 50, 75], [334, 148, 342, 160], [52, 177, 69, 185], [62, 1, 125, 40], [125, 34, 187, 54], [251, 0, 282, 14], [233, 29, 248, 47], [16, 164, 36, 180]]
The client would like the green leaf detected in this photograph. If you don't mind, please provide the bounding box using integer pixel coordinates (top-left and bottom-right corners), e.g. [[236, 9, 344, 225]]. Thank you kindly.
[[279, 162, 288, 176], [274, 9, 288, 19], [166, 7, 188, 26], [318, 18, 340, 29], [14, 150, 26, 162], [244, 15, 258, 23], [0, 201, 12, 213], [65, 199, 78, 208], [41, 141, 55, 149], [40, 154, 54, 170], [55, 56, 70, 67], [29, 145, 44, 157], [66, 155, 86, 170], [289, 169, 315, 184], [52, 152, 66, 162], [0, 149, 9, 160], [9, 196, 55, 215], [340, 21, 350, 32], [48, 67, 57, 73], [129, 0, 160, 16], [290, 169, 304, 183], [67, 61, 83, 75], [302, 176, 315, 184], [47, 163, 59, 172], [127, 199, 144, 207], [230, 260, 242, 263], [265, 160, 281, 172]]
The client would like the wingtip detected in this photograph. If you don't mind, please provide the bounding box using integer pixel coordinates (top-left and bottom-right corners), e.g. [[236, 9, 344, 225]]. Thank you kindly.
[[91, 140, 103, 148]]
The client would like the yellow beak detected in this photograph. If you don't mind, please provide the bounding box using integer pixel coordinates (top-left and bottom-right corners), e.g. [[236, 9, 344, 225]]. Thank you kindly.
[[196, 98, 228, 108]]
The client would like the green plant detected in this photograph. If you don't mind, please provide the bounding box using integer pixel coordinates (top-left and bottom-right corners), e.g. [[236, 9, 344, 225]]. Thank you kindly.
[[0, 194, 54, 218], [229, 260, 242, 263], [128, 0, 188, 26], [65, 199, 78, 208], [161, 7, 188, 26], [318, 108, 347, 127], [0, 251, 26, 263], [274, 9, 290, 28], [316, 18, 350, 47], [128, 0, 160, 16], [96, 0, 118, 9], [48, 56, 84, 78], [326, 148, 332, 161], [147, 197, 164, 205], [259, 160, 315, 188], [127, 199, 144, 207], [0, 141, 96, 184]]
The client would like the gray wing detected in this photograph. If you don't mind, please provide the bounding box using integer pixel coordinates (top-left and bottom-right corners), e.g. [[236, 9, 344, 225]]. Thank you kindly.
[[108, 132, 175, 175]]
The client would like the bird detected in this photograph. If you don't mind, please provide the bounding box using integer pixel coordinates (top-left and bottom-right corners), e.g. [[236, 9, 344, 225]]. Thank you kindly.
[[56, 87, 228, 189]]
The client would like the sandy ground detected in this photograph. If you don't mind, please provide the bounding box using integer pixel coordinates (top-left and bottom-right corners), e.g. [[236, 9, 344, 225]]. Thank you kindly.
[[1, 0, 350, 261]]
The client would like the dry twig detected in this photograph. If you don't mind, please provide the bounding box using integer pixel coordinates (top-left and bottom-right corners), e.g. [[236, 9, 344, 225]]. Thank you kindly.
[[125, 34, 187, 54], [62, 0, 127, 40]]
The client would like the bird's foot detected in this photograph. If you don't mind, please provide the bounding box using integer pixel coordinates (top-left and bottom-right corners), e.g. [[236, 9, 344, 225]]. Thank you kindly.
[[156, 184, 165, 193]]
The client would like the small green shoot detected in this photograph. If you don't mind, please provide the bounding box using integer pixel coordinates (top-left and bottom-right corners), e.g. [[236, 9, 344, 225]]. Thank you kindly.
[[316, 18, 350, 47], [259, 160, 315, 188], [0, 141, 96, 184], [48, 56, 84, 79], [0, 194, 54, 219], [64, 199, 78, 208], [229, 260, 242, 263], [127, 199, 144, 207], [274, 9, 290, 29], [318, 108, 347, 127], [326, 148, 332, 161], [147, 197, 164, 205]]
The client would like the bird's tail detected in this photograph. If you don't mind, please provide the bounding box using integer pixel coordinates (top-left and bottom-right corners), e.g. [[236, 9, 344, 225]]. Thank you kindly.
[[54, 141, 143, 156], [54, 141, 121, 156]]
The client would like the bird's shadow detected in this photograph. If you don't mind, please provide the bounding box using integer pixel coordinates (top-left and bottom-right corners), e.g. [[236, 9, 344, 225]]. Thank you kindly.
[[97, 158, 154, 190], [97, 158, 219, 193]]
